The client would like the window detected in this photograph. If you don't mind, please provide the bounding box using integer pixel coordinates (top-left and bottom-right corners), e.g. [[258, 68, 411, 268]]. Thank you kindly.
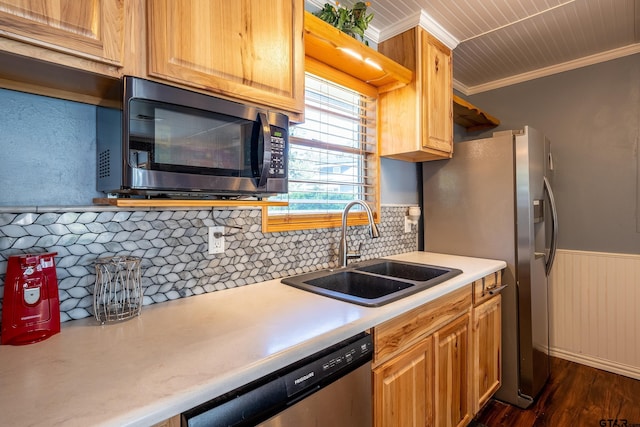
[[264, 72, 379, 232]]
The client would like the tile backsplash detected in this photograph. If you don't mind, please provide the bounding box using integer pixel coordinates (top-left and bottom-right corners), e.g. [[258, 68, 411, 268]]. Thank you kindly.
[[0, 205, 418, 323]]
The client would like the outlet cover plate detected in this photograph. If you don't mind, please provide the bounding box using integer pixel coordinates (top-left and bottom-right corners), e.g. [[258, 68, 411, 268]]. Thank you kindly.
[[208, 226, 225, 254]]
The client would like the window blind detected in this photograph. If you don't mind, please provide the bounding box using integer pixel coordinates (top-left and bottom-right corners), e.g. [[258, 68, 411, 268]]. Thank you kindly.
[[269, 73, 378, 218]]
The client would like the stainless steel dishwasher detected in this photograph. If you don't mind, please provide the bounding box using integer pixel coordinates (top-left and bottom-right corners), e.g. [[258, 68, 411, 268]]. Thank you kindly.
[[181, 332, 373, 427]]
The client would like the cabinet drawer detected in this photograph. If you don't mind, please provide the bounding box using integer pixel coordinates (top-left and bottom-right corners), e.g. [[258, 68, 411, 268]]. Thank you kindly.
[[373, 285, 471, 366], [472, 271, 503, 306]]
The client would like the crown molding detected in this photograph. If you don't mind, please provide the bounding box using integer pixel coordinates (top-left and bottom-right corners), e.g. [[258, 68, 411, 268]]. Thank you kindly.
[[452, 79, 470, 95], [377, 10, 421, 43], [417, 10, 459, 50], [459, 43, 640, 95], [377, 10, 459, 50], [366, 26, 381, 44]]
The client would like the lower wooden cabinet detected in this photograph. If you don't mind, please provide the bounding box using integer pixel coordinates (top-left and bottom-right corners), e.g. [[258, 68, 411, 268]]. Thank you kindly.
[[373, 272, 504, 427], [434, 312, 471, 427], [373, 309, 471, 427], [373, 336, 434, 427], [472, 294, 502, 413], [373, 285, 472, 427]]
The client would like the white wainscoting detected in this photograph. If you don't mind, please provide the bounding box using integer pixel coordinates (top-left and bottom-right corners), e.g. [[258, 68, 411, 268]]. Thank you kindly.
[[549, 249, 640, 379]]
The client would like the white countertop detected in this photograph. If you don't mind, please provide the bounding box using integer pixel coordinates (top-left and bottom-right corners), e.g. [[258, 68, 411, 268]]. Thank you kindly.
[[0, 252, 505, 427]]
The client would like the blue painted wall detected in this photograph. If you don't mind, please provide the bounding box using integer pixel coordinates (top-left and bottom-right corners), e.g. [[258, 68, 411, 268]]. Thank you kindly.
[[380, 158, 419, 205], [0, 89, 101, 206], [455, 54, 640, 254]]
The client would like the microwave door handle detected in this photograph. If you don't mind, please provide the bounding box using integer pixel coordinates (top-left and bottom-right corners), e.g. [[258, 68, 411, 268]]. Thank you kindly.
[[257, 112, 272, 188]]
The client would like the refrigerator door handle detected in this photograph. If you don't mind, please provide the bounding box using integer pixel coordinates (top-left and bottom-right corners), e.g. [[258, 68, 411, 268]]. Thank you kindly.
[[543, 176, 558, 276]]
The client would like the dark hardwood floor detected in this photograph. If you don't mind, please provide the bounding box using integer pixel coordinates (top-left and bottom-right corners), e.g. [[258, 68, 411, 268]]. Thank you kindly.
[[473, 357, 640, 427]]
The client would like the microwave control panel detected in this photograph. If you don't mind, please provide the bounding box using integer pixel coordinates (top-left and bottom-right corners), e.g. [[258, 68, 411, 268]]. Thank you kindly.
[[269, 133, 287, 178]]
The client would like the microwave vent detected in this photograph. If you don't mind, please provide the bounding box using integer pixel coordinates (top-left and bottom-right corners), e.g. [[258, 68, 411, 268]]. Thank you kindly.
[[98, 149, 111, 179]]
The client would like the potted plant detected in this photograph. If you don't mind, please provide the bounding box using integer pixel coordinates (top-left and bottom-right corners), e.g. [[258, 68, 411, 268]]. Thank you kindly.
[[314, 1, 374, 45]]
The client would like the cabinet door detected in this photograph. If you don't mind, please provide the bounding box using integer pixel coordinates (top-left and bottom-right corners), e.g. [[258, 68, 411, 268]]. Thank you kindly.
[[421, 31, 452, 154], [0, 0, 123, 66], [434, 312, 471, 427], [147, 0, 304, 114], [373, 336, 433, 427], [473, 294, 502, 413]]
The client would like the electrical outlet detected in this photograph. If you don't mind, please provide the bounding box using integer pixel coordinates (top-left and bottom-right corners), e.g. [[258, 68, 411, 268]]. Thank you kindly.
[[404, 216, 413, 233], [208, 226, 225, 254]]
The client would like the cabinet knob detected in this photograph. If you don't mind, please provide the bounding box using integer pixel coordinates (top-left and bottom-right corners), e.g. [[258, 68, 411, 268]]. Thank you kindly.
[[434, 56, 440, 72]]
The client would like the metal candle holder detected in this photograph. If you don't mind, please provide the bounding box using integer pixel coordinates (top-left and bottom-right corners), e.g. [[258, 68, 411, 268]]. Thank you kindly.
[[93, 256, 143, 323]]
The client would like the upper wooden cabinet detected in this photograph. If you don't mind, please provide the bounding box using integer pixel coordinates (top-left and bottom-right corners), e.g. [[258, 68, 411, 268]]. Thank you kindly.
[[147, 0, 304, 115], [0, 0, 124, 105], [379, 27, 453, 162], [0, 0, 123, 68], [0, 0, 304, 111]]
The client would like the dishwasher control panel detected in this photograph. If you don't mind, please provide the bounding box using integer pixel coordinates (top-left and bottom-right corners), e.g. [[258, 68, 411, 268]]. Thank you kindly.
[[284, 333, 373, 397]]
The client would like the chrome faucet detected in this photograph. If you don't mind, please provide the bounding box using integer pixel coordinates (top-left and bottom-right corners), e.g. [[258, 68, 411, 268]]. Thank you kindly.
[[338, 200, 380, 267]]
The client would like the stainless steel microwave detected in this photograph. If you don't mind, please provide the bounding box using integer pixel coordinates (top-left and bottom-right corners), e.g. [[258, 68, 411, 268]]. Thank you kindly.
[[97, 76, 288, 198]]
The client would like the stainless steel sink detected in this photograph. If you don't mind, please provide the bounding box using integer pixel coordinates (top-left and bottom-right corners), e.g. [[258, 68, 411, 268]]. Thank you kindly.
[[281, 259, 462, 307]]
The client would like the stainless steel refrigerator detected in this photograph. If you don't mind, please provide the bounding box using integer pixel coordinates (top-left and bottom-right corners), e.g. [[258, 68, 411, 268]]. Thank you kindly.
[[422, 126, 558, 408]]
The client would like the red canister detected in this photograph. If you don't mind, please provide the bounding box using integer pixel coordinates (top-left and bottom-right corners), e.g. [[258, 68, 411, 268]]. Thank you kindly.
[[1, 252, 60, 345]]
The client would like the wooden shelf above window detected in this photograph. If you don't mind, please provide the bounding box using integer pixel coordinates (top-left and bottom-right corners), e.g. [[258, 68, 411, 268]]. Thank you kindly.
[[453, 95, 500, 131], [93, 198, 288, 208], [304, 11, 413, 94]]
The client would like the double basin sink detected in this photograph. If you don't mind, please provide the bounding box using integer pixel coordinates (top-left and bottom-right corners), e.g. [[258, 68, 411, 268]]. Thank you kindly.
[[282, 259, 462, 307]]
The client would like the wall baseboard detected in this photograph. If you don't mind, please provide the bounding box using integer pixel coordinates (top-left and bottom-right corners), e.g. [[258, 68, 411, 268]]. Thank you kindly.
[[549, 346, 640, 380]]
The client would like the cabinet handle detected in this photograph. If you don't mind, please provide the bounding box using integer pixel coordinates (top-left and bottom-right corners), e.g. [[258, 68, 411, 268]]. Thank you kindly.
[[434, 56, 439, 72]]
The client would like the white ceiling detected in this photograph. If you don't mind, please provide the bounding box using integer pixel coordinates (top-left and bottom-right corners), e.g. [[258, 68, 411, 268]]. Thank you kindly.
[[307, 0, 640, 95]]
